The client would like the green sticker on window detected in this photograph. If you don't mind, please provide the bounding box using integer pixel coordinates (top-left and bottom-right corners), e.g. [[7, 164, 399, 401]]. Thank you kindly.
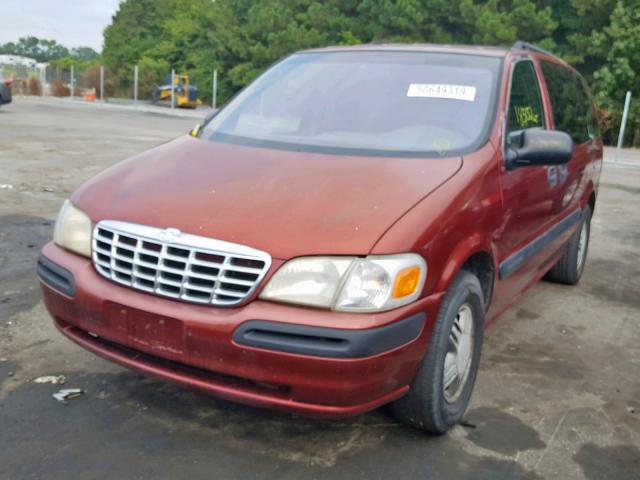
[[514, 105, 540, 128]]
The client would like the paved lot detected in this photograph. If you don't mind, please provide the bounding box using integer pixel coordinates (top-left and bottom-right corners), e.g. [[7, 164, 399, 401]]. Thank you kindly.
[[1, 98, 639, 479]]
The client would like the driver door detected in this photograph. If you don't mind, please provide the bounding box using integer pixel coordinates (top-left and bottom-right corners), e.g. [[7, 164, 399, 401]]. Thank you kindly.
[[492, 59, 553, 306]]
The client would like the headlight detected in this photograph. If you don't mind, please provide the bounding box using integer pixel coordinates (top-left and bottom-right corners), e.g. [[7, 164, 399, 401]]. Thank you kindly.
[[259, 254, 426, 312], [53, 200, 92, 257]]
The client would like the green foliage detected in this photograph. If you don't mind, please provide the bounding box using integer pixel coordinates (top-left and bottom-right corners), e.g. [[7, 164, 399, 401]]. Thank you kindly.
[[0, 36, 98, 63], [138, 57, 170, 98], [49, 56, 95, 72], [590, 0, 640, 144], [97, 0, 640, 144], [71, 47, 100, 61], [0, 36, 69, 62], [98, 0, 570, 103]]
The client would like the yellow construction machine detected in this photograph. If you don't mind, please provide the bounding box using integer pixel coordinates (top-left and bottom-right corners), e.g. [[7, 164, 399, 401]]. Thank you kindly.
[[152, 74, 202, 109]]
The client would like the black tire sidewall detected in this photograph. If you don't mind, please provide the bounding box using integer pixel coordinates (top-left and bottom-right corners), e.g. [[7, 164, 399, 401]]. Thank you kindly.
[[545, 204, 593, 285], [575, 206, 592, 278], [432, 273, 485, 427], [393, 271, 485, 433], [564, 205, 592, 282]]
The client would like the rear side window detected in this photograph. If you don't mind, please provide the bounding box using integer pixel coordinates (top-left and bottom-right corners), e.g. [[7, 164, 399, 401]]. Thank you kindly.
[[540, 61, 596, 144], [506, 61, 545, 148]]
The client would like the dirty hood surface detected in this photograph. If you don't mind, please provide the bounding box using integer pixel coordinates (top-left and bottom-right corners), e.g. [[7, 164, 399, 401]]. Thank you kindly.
[[73, 136, 462, 259]]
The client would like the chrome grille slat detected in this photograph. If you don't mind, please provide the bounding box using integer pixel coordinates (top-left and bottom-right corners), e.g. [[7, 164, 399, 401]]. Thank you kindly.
[[134, 271, 156, 282], [158, 264, 187, 275], [185, 269, 218, 281], [219, 276, 256, 287], [183, 282, 215, 293], [110, 252, 136, 263], [158, 277, 182, 288], [113, 241, 136, 252], [139, 248, 163, 256], [162, 252, 191, 263], [94, 245, 111, 255], [223, 265, 264, 274], [214, 288, 246, 298], [92, 220, 271, 306], [189, 257, 225, 269], [95, 258, 111, 269], [136, 259, 160, 269]]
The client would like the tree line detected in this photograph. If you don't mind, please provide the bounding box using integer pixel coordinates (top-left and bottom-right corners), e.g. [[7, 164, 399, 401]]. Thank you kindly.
[[100, 0, 639, 145], [0, 36, 98, 63], [2, 1, 638, 144]]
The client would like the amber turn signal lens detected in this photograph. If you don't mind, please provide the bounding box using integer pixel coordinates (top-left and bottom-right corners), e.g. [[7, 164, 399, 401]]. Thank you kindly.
[[392, 266, 422, 299]]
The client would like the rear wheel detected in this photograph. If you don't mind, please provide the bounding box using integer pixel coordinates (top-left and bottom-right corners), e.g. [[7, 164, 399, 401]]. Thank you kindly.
[[546, 205, 592, 285], [392, 271, 484, 434]]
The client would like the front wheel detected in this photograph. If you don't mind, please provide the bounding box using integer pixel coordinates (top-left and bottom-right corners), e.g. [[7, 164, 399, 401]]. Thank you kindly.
[[392, 271, 485, 434]]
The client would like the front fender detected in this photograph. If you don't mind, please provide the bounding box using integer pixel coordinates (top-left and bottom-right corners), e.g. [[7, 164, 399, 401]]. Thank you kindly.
[[371, 142, 503, 300]]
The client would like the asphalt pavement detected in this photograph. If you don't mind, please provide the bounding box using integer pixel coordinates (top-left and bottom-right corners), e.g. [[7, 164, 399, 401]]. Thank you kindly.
[[0, 97, 638, 479]]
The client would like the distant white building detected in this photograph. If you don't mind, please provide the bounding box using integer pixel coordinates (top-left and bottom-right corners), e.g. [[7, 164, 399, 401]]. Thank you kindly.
[[0, 54, 38, 68]]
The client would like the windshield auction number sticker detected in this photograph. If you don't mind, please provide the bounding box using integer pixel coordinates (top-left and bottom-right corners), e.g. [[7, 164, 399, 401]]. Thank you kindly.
[[407, 84, 477, 102]]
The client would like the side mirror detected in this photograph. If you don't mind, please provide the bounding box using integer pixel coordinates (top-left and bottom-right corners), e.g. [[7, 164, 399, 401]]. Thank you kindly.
[[506, 129, 573, 168]]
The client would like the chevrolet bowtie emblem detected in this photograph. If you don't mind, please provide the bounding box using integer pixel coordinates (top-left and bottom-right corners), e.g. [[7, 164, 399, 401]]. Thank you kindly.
[[156, 228, 182, 241]]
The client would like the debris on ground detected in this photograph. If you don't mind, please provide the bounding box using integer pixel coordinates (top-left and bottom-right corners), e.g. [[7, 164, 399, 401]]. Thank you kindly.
[[0, 184, 14, 189], [53, 388, 84, 404], [0, 357, 7, 362], [34, 375, 66, 385]]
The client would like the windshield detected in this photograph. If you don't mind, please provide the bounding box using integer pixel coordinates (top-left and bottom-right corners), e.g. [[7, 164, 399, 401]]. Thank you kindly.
[[202, 51, 502, 157]]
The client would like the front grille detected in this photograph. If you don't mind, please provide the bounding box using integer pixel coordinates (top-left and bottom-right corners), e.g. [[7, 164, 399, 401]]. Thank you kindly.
[[92, 220, 271, 306]]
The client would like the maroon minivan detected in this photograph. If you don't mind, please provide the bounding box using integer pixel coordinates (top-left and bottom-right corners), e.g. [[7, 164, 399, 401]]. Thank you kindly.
[[38, 42, 602, 433]]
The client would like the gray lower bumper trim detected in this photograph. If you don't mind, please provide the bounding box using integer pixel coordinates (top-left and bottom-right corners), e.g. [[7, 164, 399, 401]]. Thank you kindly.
[[37, 255, 76, 297], [233, 312, 425, 358]]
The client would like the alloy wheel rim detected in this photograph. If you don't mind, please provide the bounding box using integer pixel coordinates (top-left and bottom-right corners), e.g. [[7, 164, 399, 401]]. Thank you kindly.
[[443, 303, 474, 403], [576, 221, 588, 272]]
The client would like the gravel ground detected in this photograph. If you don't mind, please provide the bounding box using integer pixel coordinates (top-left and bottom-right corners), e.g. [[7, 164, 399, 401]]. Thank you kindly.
[[0, 97, 639, 480]]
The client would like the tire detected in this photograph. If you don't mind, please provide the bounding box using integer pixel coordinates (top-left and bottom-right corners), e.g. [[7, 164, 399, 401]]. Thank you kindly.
[[392, 271, 485, 434], [546, 205, 592, 285]]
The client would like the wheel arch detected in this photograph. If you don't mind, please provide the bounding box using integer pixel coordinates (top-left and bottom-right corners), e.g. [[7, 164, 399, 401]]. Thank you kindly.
[[460, 251, 495, 311], [434, 235, 497, 311]]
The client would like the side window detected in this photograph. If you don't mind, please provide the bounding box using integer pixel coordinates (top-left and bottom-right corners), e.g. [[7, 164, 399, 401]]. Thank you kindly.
[[506, 61, 545, 148], [540, 61, 593, 144], [578, 76, 600, 140]]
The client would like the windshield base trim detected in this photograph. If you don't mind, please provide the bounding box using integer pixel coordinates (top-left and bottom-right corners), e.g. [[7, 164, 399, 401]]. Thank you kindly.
[[207, 131, 485, 158]]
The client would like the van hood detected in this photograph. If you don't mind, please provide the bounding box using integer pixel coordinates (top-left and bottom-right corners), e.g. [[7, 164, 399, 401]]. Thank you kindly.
[[73, 136, 462, 259]]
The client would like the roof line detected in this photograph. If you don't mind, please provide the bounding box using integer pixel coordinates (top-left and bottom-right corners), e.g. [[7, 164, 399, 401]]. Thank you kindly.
[[511, 41, 563, 62]]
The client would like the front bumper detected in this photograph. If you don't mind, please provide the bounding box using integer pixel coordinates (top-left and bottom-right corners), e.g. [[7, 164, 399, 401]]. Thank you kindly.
[[39, 242, 444, 418]]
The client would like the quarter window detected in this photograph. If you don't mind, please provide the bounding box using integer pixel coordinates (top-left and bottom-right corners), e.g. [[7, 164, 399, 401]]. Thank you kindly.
[[506, 61, 545, 149]]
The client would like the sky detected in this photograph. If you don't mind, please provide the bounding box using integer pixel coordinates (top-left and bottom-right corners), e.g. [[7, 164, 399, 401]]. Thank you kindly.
[[0, 0, 122, 51]]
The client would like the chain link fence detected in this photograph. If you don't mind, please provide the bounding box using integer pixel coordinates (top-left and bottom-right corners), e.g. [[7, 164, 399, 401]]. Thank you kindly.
[[1, 61, 217, 110]]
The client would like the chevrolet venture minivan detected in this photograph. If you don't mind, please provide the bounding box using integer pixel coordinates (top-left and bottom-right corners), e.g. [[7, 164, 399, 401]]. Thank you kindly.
[[38, 42, 602, 433]]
